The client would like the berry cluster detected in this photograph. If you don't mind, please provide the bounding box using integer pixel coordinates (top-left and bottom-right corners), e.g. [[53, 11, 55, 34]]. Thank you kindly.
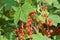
[[25, 12, 36, 35], [47, 19, 52, 26], [26, 27, 33, 35], [14, 5, 59, 40], [54, 27, 60, 35], [45, 30, 53, 38], [25, 18, 33, 36], [25, 18, 32, 27], [14, 27, 24, 40]]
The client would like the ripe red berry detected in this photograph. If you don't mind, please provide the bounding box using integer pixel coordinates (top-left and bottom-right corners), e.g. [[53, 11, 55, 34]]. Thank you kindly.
[[42, 14, 47, 19], [46, 30, 49, 32], [28, 31, 32, 35], [14, 30, 20, 33], [19, 33, 24, 38], [28, 18, 32, 22], [25, 18, 32, 27], [25, 23, 30, 27], [40, 21, 44, 25], [49, 23, 52, 26], [22, 33, 24, 36], [30, 27, 33, 31], [28, 21, 32, 25], [19, 29, 23, 33], [47, 34, 51, 38], [26, 27, 30, 32], [47, 19, 52, 26], [50, 30, 53, 33], [45, 30, 51, 38], [29, 12, 35, 16], [47, 20, 52, 23], [47, 32, 50, 35]]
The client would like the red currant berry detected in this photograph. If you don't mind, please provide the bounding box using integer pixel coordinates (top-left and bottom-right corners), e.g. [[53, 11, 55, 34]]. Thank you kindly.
[[25, 23, 30, 27], [46, 30, 49, 32], [48, 20, 52, 23], [47, 32, 50, 35], [47, 19, 52, 26], [28, 18, 32, 22], [30, 27, 33, 31], [28, 21, 32, 25], [29, 12, 35, 16], [49, 23, 52, 26], [42, 14, 47, 19], [28, 31, 32, 35], [40, 21, 44, 25], [47, 34, 51, 38], [50, 30, 53, 33], [26, 28, 30, 32]]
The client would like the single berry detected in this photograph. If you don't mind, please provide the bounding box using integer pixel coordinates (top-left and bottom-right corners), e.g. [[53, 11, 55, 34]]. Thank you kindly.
[[47, 19, 52, 26], [47, 34, 51, 38], [29, 12, 35, 16], [50, 30, 53, 33], [42, 14, 47, 19], [40, 21, 44, 25], [25, 23, 30, 27], [28, 31, 32, 35]]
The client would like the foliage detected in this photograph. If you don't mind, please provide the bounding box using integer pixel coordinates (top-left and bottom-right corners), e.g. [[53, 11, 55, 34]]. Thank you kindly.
[[0, 0, 60, 40]]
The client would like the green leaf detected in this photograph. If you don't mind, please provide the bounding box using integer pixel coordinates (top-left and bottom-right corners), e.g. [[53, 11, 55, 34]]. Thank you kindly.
[[12, 6, 19, 11], [32, 33, 43, 40], [20, 3, 34, 22], [15, 0, 20, 3], [6, 0, 19, 10], [10, 32, 16, 40], [48, 15, 60, 26], [25, 0, 32, 4], [14, 3, 34, 25], [0, 0, 19, 10], [37, 15, 45, 22], [0, 35, 8, 40], [32, 33, 52, 40], [53, 36, 60, 40], [14, 7, 21, 25], [44, 0, 53, 5], [53, 0, 60, 8]]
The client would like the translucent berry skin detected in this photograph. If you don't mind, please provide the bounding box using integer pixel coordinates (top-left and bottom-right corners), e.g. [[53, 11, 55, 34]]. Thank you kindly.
[[50, 30, 53, 33]]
